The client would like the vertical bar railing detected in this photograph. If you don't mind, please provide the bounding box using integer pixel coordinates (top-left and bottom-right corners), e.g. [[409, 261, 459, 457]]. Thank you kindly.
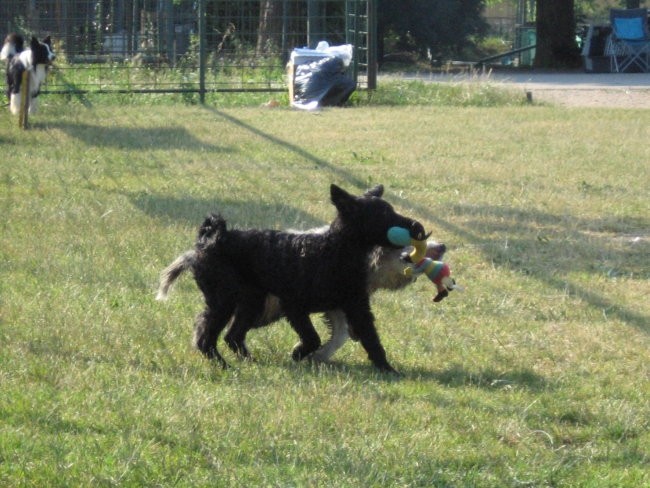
[[198, 0, 206, 104], [366, 0, 377, 89]]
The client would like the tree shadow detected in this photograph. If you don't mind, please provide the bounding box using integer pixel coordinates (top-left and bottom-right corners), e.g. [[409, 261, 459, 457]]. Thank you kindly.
[[129, 191, 324, 229], [202, 106, 372, 191], [38, 120, 230, 152], [421, 203, 650, 334]]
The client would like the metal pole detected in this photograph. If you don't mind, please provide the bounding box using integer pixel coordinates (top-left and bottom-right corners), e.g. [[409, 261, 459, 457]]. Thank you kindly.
[[281, 0, 288, 60], [164, 0, 174, 61], [19, 71, 30, 129], [345, 1, 357, 83], [366, 0, 377, 90], [132, 0, 140, 55], [307, 0, 315, 47], [198, 0, 206, 104]]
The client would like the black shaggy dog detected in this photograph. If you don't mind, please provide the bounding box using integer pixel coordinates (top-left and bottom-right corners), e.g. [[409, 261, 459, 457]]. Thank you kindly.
[[160, 184, 427, 373], [158, 240, 446, 363]]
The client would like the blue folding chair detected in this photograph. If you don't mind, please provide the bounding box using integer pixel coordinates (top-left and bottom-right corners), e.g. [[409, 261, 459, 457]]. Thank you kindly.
[[607, 8, 650, 73]]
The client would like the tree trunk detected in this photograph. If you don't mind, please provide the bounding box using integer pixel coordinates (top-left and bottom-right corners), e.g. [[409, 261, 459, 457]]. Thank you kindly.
[[257, 0, 281, 55], [534, 0, 580, 68]]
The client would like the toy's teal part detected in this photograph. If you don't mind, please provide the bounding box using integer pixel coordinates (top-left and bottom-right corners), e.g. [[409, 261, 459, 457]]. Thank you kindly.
[[387, 226, 411, 246]]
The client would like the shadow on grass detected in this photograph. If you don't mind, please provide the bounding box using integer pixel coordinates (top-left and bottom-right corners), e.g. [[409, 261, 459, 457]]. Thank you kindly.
[[431, 204, 650, 334], [203, 106, 372, 191], [266, 358, 549, 390], [129, 192, 324, 228], [406, 363, 549, 390], [37, 120, 229, 152]]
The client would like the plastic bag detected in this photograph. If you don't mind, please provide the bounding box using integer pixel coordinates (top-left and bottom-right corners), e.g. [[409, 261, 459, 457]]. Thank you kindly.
[[290, 42, 355, 110]]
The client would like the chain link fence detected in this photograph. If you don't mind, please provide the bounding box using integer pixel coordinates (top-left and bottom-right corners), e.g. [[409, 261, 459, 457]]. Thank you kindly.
[[1, 0, 374, 99]]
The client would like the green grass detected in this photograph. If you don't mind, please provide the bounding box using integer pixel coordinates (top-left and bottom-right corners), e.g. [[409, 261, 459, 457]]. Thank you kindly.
[[1, 90, 649, 486]]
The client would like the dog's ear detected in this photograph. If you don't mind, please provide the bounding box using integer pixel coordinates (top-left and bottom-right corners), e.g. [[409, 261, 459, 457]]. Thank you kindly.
[[43, 36, 52, 47], [330, 184, 358, 216], [30, 36, 39, 49], [363, 184, 384, 198]]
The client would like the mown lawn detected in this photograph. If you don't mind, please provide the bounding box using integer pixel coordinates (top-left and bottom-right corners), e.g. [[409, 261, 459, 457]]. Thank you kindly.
[[1, 92, 648, 487]]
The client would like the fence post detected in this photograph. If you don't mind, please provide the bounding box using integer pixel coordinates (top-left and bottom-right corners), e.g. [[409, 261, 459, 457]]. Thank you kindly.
[[19, 70, 30, 130], [366, 0, 377, 90], [198, 0, 206, 104], [307, 0, 324, 48]]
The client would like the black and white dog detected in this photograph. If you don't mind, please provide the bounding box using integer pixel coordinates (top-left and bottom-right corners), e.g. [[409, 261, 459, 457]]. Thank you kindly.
[[158, 184, 429, 373], [1, 34, 55, 115]]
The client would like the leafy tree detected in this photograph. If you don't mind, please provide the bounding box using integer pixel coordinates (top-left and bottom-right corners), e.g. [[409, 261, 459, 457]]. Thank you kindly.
[[378, 0, 488, 63]]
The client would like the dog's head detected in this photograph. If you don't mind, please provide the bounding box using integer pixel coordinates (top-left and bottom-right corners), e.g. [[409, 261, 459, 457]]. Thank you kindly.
[[30, 36, 56, 67], [1, 33, 24, 61], [330, 184, 427, 248]]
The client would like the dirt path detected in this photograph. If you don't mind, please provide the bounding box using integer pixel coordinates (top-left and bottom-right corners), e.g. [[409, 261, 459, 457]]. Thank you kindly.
[[478, 72, 650, 108], [510, 87, 650, 108]]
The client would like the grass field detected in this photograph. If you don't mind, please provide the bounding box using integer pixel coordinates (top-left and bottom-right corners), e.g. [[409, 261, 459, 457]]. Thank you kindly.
[[1, 86, 649, 487]]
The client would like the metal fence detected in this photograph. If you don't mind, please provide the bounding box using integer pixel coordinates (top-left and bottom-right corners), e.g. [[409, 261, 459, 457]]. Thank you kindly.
[[1, 0, 375, 99]]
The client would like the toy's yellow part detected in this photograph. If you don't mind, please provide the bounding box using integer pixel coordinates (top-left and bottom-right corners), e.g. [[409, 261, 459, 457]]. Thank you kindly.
[[409, 239, 427, 263], [403, 267, 414, 278]]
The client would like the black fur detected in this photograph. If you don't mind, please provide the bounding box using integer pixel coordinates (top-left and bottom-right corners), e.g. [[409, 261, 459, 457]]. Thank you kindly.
[[157, 240, 447, 363], [1, 33, 24, 61], [1, 33, 24, 101], [174, 184, 426, 373]]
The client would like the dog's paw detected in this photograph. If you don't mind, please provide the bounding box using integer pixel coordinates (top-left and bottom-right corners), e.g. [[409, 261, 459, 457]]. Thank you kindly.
[[292, 344, 317, 361], [308, 350, 330, 363], [375, 361, 400, 376], [291, 346, 306, 361], [384, 366, 401, 376]]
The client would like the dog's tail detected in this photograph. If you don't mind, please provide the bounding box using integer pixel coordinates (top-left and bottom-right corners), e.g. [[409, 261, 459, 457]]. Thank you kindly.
[[156, 250, 196, 301]]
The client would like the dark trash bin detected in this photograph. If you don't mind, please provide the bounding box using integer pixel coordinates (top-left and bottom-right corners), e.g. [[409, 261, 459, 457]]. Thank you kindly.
[[293, 57, 356, 109], [288, 43, 355, 110]]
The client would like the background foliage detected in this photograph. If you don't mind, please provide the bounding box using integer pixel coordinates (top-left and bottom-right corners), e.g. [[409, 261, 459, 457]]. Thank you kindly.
[[378, 0, 488, 62]]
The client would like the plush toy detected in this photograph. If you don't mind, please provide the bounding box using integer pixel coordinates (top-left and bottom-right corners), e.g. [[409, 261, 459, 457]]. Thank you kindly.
[[388, 226, 461, 302], [404, 259, 458, 302]]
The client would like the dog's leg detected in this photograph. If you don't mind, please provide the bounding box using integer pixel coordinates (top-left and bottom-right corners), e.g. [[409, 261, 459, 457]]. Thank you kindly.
[[310, 309, 350, 362], [28, 95, 38, 115], [9, 93, 20, 115], [224, 289, 266, 359], [284, 308, 321, 361], [194, 302, 235, 368], [224, 325, 250, 358], [343, 302, 397, 373]]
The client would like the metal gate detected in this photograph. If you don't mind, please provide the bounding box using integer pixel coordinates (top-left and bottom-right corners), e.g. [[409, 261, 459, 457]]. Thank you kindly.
[[0, 0, 376, 100]]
